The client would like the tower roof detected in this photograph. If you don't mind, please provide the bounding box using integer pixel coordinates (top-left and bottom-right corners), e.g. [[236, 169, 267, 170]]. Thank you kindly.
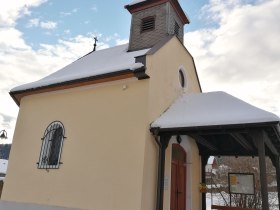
[[125, 0, 189, 24]]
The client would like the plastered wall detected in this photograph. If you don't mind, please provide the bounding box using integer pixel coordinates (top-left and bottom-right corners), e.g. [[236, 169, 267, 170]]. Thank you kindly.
[[3, 79, 149, 210], [3, 36, 201, 210]]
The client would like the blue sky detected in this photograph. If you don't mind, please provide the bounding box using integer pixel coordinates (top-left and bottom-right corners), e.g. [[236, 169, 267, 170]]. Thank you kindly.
[[15, 0, 209, 49], [0, 0, 280, 143]]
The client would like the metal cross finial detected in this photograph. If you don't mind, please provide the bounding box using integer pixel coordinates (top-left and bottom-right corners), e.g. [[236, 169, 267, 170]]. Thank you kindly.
[[93, 37, 98, 52]]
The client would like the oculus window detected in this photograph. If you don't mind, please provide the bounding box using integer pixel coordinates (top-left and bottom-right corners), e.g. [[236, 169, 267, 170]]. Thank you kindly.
[[38, 121, 66, 169], [179, 69, 186, 88]]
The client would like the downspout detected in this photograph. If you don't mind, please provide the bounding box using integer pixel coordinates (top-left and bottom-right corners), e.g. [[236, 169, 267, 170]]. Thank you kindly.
[[152, 128, 171, 210], [154, 131, 163, 210]]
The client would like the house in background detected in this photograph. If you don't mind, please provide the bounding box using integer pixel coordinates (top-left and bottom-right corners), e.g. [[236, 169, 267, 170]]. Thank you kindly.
[[0, 159, 8, 180], [205, 156, 218, 183], [206, 156, 218, 174], [0, 159, 8, 198], [2, 0, 280, 210]]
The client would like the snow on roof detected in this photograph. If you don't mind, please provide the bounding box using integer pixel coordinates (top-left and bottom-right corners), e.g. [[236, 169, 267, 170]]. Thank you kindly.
[[151, 91, 280, 129], [0, 159, 8, 174], [12, 44, 149, 92], [127, 0, 147, 6]]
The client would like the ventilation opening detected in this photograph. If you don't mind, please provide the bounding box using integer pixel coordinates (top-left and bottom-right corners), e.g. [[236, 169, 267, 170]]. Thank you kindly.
[[141, 16, 155, 32], [174, 21, 180, 37]]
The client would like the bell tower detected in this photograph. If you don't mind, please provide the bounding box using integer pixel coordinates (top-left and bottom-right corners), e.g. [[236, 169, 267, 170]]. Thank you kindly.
[[125, 0, 189, 51]]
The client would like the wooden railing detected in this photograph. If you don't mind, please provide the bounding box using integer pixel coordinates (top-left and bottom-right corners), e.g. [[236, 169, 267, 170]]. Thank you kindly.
[[211, 205, 260, 210]]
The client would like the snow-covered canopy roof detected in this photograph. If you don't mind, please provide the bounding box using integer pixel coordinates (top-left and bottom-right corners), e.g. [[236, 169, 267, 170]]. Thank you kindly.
[[11, 44, 149, 92], [151, 91, 280, 129]]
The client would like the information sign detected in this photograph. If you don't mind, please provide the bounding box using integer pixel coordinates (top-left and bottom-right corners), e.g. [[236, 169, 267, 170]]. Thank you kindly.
[[228, 173, 255, 195]]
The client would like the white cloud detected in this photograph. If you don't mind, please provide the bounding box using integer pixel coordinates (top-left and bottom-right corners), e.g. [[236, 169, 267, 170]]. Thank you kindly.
[[27, 18, 57, 29], [0, 28, 31, 50], [60, 11, 72, 17], [72, 8, 78, 13], [116, 38, 129, 45], [91, 6, 98, 12], [27, 18, 40, 27], [0, 0, 46, 27], [40, 21, 57, 29], [60, 8, 79, 17], [185, 0, 280, 115], [0, 22, 116, 142], [0, 31, 100, 143], [0, 1, 111, 143]]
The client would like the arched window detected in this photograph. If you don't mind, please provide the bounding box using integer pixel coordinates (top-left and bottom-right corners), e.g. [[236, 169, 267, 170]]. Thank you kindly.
[[38, 121, 66, 169]]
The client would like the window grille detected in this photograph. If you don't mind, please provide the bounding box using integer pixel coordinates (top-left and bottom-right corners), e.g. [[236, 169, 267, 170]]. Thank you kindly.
[[141, 16, 155, 32], [174, 21, 180, 37], [37, 121, 66, 169]]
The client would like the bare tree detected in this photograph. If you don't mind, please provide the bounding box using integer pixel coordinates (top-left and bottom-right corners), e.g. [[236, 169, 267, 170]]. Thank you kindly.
[[207, 156, 278, 209]]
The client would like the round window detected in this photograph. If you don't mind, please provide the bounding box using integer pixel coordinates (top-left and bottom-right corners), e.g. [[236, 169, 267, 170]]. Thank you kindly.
[[179, 69, 185, 88]]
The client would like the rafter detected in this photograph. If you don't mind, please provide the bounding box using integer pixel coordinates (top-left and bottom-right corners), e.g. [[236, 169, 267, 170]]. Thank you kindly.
[[192, 135, 218, 151], [230, 133, 254, 151], [263, 131, 279, 156], [274, 124, 280, 140]]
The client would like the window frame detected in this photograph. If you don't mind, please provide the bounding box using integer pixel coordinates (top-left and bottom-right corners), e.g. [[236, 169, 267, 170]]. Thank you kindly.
[[37, 121, 66, 169]]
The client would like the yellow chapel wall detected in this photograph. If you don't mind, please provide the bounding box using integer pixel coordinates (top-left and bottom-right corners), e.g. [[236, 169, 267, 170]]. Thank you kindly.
[[140, 36, 201, 210], [3, 36, 202, 210], [2, 78, 150, 210]]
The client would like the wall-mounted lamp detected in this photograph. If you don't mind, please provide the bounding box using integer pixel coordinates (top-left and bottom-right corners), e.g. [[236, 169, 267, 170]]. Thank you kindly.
[[0, 130, 7, 139]]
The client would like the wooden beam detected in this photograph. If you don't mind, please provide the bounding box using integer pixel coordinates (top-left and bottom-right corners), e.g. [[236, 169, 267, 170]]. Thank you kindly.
[[250, 130, 269, 210], [192, 135, 218, 151], [201, 155, 209, 210], [263, 131, 279, 156], [156, 134, 171, 210], [270, 156, 280, 210], [230, 133, 254, 151], [276, 125, 280, 134]]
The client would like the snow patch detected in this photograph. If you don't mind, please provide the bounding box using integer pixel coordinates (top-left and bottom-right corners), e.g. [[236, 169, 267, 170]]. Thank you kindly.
[[151, 92, 280, 129], [11, 44, 149, 92]]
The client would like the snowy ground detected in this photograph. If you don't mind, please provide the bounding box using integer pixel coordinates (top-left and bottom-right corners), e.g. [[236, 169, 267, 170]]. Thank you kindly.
[[206, 192, 279, 210]]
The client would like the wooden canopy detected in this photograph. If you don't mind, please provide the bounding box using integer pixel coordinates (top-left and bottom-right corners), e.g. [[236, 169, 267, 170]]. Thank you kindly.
[[150, 92, 280, 210]]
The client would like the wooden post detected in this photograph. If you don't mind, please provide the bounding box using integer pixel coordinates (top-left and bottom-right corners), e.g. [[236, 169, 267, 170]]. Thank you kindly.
[[251, 130, 269, 210], [156, 134, 171, 210], [201, 155, 209, 210], [271, 155, 280, 210]]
